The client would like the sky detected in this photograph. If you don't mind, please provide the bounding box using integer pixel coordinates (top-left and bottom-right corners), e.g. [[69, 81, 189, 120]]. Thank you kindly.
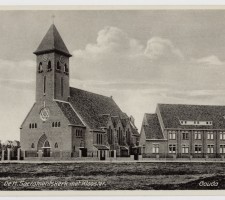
[[2, 9, 225, 142]]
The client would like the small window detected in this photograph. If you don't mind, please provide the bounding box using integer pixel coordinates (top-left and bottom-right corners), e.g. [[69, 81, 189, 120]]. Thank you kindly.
[[58, 122, 60, 127], [43, 76, 46, 95], [52, 122, 54, 127], [152, 144, 159, 153], [220, 132, 225, 140], [195, 145, 202, 153], [182, 145, 189, 153], [207, 145, 214, 154], [38, 62, 43, 73], [169, 144, 176, 153], [35, 123, 37, 128], [47, 61, 52, 71], [220, 145, 225, 153], [56, 61, 61, 71], [64, 64, 69, 75], [31, 143, 35, 148], [168, 131, 176, 140], [61, 77, 63, 97], [182, 131, 189, 140], [55, 143, 58, 148], [32, 123, 34, 129], [29, 123, 31, 129], [194, 131, 202, 140], [207, 132, 214, 140]]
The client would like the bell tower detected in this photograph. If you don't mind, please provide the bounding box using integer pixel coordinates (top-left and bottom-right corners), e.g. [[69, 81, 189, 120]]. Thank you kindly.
[[33, 24, 72, 103]]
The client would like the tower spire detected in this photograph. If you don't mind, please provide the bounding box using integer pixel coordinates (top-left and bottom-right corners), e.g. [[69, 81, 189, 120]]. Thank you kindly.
[[51, 14, 55, 25], [33, 23, 72, 57]]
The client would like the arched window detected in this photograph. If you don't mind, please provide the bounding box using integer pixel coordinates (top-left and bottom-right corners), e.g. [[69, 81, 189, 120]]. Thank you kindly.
[[97, 134, 99, 144], [64, 64, 69, 75], [32, 123, 34, 129], [55, 143, 58, 148], [35, 123, 37, 128], [44, 140, 50, 147], [31, 143, 35, 148], [47, 61, 52, 71], [43, 76, 46, 95], [55, 122, 58, 127], [29, 123, 31, 129], [61, 77, 63, 97], [56, 61, 61, 71], [52, 122, 54, 127], [58, 122, 60, 127], [38, 62, 43, 73]]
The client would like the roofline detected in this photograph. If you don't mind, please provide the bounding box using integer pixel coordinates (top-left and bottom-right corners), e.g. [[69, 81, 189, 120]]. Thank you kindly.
[[68, 124, 86, 128], [90, 129, 106, 133], [157, 102, 225, 107], [146, 139, 167, 141], [165, 128, 225, 131], [20, 102, 36, 129], [33, 49, 72, 57], [54, 99, 87, 127]]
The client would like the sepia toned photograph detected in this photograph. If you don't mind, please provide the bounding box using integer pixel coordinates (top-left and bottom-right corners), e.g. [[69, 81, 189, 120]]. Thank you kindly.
[[1, 7, 225, 193]]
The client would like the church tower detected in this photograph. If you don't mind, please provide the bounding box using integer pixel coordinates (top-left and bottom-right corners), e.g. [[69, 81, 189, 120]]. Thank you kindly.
[[33, 24, 72, 103]]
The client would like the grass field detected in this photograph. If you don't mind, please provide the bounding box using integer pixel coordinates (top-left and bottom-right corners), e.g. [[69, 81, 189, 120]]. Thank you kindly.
[[0, 162, 224, 190]]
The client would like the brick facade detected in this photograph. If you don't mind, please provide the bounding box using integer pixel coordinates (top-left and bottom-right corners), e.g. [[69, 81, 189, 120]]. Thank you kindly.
[[20, 24, 140, 160]]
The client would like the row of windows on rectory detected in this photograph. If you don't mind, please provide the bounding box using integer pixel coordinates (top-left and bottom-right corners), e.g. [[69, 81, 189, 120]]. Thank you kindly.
[[38, 61, 69, 75], [168, 131, 225, 140]]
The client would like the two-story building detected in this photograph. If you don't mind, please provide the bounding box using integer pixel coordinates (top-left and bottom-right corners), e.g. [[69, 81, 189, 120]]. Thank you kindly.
[[140, 103, 225, 159]]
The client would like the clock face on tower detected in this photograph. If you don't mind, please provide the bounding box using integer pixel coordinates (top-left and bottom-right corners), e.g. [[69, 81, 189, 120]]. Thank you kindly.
[[42, 54, 49, 62], [60, 55, 65, 64], [40, 107, 50, 121]]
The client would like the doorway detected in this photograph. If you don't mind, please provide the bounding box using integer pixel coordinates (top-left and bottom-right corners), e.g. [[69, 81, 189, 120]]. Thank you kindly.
[[43, 148, 50, 157], [100, 150, 106, 160], [42, 140, 51, 157]]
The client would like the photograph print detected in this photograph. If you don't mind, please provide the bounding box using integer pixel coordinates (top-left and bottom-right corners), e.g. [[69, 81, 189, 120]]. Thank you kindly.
[[0, 7, 225, 191]]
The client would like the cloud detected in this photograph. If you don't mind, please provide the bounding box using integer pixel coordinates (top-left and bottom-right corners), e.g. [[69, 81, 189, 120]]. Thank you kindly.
[[73, 26, 143, 59], [194, 55, 224, 66], [144, 37, 184, 62], [70, 26, 225, 118]]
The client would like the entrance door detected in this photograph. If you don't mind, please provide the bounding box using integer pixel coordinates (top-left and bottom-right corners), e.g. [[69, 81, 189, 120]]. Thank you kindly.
[[43, 148, 50, 157], [100, 150, 105, 160], [42, 140, 51, 157], [80, 148, 87, 157]]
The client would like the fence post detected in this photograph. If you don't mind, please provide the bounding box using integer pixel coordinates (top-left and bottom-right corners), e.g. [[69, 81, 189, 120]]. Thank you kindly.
[[17, 148, 21, 160], [7, 148, 11, 161], [1, 150, 4, 161]]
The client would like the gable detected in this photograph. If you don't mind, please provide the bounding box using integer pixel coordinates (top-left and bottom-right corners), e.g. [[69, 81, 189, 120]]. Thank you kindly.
[[143, 113, 164, 139], [69, 87, 127, 130], [56, 101, 85, 127]]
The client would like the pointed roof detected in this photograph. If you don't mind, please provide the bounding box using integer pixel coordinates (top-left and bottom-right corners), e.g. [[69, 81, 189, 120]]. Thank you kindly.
[[34, 24, 72, 57]]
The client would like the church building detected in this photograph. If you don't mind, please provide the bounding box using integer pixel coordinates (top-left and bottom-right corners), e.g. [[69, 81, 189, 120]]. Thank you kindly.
[[20, 24, 139, 160]]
